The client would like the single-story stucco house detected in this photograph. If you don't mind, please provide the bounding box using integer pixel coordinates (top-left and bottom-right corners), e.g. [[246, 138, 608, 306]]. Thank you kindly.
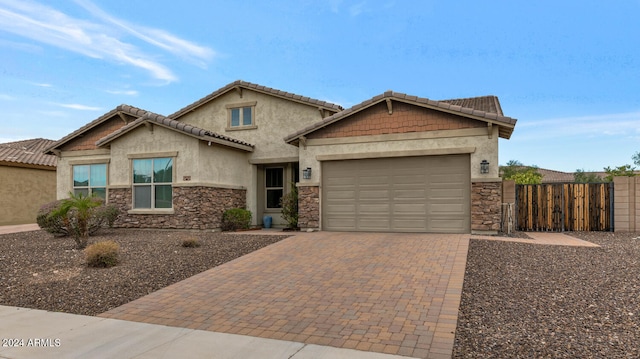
[[1, 138, 57, 225], [44, 80, 517, 234]]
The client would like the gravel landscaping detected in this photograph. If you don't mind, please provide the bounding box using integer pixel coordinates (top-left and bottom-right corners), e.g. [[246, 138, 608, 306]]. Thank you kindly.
[[0, 229, 288, 316], [3, 228, 640, 358], [454, 231, 640, 358]]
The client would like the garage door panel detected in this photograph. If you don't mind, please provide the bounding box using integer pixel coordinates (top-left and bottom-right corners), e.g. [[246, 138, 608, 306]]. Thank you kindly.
[[326, 190, 356, 200], [326, 203, 357, 213], [359, 204, 390, 214], [430, 203, 465, 214], [322, 155, 470, 233], [358, 218, 391, 230], [394, 189, 427, 199], [325, 217, 357, 230], [359, 190, 391, 200], [393, 203, 427, 214]]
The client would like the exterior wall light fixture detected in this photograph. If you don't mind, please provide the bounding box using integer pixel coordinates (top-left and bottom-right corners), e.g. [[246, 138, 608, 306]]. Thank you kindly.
[[480, 160, 490, 174], [302, 167, 312, 179]]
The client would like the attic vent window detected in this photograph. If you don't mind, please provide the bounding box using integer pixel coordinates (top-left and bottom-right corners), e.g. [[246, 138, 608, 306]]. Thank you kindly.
[[226, 101, 257, 130], [231, 107, 252, 126]]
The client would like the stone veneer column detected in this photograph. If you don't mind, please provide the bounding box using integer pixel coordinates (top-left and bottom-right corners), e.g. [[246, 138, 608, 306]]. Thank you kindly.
[[108, 186, 246, 230], [471, 181, 502, 234], [298, 185, 320, 230]]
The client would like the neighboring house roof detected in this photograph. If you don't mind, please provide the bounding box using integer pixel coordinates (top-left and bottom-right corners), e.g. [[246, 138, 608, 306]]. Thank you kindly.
[[537, 168, 577, 183], [440, 96, 503, 116], [44, 104, 149, 154], [284, 91, 517, 144], [0, 138, 57, 169], [96, 111, 254, 152], [169, 80, 343, 119]]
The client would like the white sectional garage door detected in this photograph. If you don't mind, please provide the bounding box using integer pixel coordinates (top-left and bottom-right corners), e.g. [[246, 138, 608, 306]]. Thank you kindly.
[[322, 155, 470, 233]]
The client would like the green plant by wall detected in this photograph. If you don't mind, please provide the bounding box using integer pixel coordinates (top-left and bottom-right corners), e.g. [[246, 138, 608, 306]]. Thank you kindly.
[[85, 240, 120, 268], [221, 208, 252, 231], [280, 183, 298, 229], [36, 193, 121, 248]]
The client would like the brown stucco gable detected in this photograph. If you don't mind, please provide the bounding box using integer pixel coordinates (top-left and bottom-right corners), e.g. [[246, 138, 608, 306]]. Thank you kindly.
[[306, 101, 486, 140], [285, 91, 517, 144], [44, 104, 149, 155]]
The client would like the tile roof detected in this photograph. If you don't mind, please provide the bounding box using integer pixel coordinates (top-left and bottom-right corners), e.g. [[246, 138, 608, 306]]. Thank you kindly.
[[440, 96, 503, 116], [0, 138, 57, 168], [44, 104, 149, 154], [96, 111, 254, 152], [284, 91, 517, 143], [169, 80, 343, 119]]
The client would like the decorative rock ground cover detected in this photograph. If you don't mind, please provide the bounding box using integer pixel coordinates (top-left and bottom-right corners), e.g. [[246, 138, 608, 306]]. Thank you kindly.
[[0, 229, 287, 316]]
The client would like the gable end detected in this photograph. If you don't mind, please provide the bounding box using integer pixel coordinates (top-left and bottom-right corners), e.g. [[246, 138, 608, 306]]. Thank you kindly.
[[306, 101, 485, 140]]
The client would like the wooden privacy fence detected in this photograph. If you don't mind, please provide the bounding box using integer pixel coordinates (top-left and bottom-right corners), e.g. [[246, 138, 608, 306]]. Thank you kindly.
[[516, 182, 613, 232]]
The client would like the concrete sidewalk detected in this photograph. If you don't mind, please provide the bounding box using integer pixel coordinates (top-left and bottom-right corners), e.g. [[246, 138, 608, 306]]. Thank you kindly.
[[0, 224, 40, 235], [0, 306, 412, 359]]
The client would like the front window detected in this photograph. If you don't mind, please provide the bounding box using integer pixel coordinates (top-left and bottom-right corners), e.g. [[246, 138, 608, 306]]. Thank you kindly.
[[133, 158, 173, 209], [73, 164, 107, 200], [266, 167, 284, 209]]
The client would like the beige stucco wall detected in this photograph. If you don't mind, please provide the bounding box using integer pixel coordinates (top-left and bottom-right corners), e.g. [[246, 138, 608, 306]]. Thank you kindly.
[[56, 150, 111, 199], [176, 89, 326, 161], [0, 165, 56, 225], [108, 125, 251, 189], [297, 126, 501, 185]]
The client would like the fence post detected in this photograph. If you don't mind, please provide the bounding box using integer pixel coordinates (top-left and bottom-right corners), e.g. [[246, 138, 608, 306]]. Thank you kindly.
[[609, 181, 614, 232]]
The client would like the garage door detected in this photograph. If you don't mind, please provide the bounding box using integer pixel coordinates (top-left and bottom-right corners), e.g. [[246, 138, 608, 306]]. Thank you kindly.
[[322, 155, 470, 233]]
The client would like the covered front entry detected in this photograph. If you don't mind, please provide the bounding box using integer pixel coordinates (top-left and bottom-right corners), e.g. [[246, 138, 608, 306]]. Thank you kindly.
[[322, 154, 471, 233]]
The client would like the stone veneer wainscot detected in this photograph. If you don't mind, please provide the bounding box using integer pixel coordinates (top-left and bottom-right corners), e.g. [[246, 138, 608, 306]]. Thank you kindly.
[[297, 185, 320, 230], [108, 186, 246, 230], [471, 181, 502, 233]]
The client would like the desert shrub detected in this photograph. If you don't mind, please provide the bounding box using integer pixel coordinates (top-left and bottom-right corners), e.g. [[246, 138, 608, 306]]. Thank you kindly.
[[221, 208, 252, 231], [280, 183, 298, 229], [181, 237, 201, 248], [37, 195, 121, 247], [37, 200, 70, 237], [85, 240, 119, 268]]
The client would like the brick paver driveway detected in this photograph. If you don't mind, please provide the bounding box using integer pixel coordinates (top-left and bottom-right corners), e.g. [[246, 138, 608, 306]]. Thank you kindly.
[[100, 232, 470, 358]]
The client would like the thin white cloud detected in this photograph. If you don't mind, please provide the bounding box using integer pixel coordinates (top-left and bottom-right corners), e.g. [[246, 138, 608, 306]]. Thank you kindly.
[[75, 0, 214, 67], [55, 103, 102, 111], [0, 93, 15, 100], [0, 0, 213, 82], [516, 111, 640, 140], [106, 89, 138, 96], [34, 82, 52, 87]]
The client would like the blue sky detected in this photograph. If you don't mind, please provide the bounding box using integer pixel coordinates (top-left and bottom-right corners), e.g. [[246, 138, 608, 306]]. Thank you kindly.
[[0, 0, 638, 172]]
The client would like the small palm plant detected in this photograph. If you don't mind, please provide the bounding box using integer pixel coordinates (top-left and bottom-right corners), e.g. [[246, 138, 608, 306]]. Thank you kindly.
[[52, 192, 103, 249]]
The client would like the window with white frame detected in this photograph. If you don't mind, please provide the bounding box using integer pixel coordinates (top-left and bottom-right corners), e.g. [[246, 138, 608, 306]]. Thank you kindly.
[[73, 164, 107, 199], [132, 157, 173, 209], [265, 167, 284, 209], [227, 102, 256, 128]]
